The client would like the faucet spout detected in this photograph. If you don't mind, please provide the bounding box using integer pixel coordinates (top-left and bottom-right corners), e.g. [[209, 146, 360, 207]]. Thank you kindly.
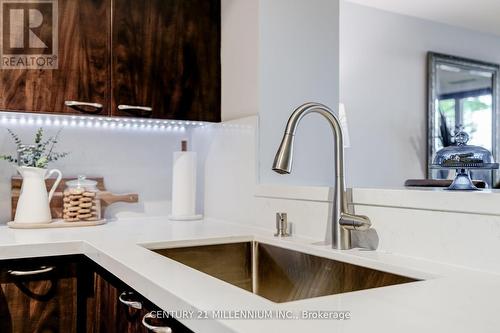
[[272, 102, 371, 250]]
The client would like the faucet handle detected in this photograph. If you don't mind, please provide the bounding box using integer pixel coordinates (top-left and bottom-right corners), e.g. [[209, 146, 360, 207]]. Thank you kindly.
[[275, 212, 291, 237], [339, 213, 371, 231]]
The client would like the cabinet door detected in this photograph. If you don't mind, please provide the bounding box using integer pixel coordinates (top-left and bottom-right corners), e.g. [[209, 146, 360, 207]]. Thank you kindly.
[[112, 0, 221, 121], [0, 256, 78, 333], [0, 0, 110, 115], [90, 272, 148, 333], [87, 262, 194, 333]]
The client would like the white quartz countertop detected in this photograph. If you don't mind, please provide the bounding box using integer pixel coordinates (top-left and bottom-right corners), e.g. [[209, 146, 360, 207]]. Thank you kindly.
[[0, 217, 498, 333]]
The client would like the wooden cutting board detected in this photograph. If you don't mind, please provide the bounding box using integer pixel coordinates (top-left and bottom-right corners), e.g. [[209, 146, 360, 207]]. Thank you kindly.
[[11, 177, 139, 220]]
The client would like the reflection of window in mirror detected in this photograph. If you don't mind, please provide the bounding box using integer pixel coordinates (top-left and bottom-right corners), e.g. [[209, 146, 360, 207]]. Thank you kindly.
[[436, 64, 493, 152]]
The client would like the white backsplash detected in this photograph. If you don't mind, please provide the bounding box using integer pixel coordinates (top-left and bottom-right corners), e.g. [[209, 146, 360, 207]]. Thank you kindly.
[[351, 188, 500, 273], [191, 116, 258, 225], [194, 116, 332, 241], [0, 119, 193, 223]]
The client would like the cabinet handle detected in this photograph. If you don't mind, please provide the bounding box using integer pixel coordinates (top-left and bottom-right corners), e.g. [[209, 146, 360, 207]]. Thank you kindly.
[[65, 100, 103, 114], [142, 312, 172, 333], [117, 105, 153, 116], [118, 291, 143, 310], [8, 266, 54, 276]]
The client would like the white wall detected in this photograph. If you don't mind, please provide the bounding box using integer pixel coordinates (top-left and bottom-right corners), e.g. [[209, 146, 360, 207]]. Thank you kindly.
[[221, 0, 259, 121], [340, 1, 500, 187], [222, 0, 342, 187], [258, 0, 340, 186]]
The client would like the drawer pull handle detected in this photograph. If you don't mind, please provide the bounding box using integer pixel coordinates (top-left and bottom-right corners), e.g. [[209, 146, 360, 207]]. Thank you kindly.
[[118, 291, 143, 310], [118, 105, 152, 112], [118, 104, 153, 116], [142, 312, 172, 333], [65, 101, 103, 113], [8, 266, 54, 276]]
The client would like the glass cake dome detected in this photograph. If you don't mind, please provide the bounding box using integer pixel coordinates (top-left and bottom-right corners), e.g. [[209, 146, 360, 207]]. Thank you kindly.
[[432, 130, 498, 190]]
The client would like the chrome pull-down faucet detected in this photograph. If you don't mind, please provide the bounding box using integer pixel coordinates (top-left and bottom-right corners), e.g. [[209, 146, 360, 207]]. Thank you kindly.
[[272, 102, 371, 250]]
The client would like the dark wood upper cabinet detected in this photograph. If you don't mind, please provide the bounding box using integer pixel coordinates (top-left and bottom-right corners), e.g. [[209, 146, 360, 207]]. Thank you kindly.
[[111, 0, 221, 121], [0, 0, 220, 121], [0, 0, 111, 116]]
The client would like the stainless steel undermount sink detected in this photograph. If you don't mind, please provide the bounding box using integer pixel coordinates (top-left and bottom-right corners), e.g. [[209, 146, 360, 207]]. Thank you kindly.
[[151, 242, 418, 303]]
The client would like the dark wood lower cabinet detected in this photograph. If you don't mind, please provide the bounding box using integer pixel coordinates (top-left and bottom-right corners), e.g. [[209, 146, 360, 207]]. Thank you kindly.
[[0, 255, 193, 333], [0, 256, 79, 333]]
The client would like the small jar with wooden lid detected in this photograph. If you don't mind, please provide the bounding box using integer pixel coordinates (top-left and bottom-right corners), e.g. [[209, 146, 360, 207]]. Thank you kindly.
[[63, 176, 101, 222]]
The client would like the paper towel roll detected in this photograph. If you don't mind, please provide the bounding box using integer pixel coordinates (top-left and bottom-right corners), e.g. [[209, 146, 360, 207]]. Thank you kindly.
[[170, 151, 202, 220]]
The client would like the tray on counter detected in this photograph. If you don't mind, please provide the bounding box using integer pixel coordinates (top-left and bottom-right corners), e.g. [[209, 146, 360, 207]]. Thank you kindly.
[[7, 219, 107, 229]]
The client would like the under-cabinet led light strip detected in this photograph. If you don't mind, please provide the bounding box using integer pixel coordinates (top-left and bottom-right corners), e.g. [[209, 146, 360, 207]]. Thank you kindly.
[[0, 112, 210, 132]]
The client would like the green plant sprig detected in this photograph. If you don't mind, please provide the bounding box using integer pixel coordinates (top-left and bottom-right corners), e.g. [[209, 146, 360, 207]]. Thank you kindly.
[[0, 128, 69, 168]]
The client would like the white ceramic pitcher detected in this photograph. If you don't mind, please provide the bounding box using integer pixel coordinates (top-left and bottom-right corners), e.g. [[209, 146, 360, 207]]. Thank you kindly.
[[14, 166, 62, 224]]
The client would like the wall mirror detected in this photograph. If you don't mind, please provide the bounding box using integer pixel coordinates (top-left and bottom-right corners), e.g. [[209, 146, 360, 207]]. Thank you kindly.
[[427, 52, 500, 187]]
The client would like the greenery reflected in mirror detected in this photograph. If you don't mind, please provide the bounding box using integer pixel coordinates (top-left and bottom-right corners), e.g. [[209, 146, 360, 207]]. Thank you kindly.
[[428, 52, 499, 187]]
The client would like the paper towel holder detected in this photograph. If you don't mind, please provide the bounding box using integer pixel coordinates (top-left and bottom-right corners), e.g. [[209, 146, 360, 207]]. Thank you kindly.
[[169, 140, 203, 221]]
